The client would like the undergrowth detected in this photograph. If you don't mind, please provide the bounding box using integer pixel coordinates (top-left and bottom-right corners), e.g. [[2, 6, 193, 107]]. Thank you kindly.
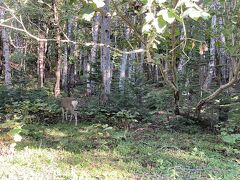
[[1, 122, 239, 179]]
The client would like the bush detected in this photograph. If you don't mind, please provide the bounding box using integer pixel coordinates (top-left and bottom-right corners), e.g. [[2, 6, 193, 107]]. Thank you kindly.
[[144, 88, 173, 111], [220, 103, 240, 146], [0, 87, 60, 124]]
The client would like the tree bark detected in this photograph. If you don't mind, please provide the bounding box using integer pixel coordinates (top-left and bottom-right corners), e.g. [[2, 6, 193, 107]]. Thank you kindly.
[[52, 0, 62, 97], [119, 21, 130, 92], [90, 13, 100, 95], [2, 28, 12, 89], [171, 0, 179, 115], [0, 4, 12, 89], [38, 28, 45, 88], [62, 43, 68, 90], [100, 0, 111, 103], [203, 0, 219, 90], [119, 51, 128, 91], [86, 55, 91, 95], [62, 16, 74, 92], [195, 61, 240, 117]]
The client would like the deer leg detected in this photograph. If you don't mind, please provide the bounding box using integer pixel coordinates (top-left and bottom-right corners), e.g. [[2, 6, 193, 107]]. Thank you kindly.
[[74, 111, 77, 126], [62, 108, 65, 123], [65, 111, 68, 121]]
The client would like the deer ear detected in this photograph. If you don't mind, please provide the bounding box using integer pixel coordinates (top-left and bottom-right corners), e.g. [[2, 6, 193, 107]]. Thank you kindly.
[[71, 100, 78, 108]]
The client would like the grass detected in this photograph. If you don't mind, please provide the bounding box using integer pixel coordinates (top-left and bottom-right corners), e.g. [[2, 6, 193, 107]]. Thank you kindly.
[[1, 122, 240, 179]]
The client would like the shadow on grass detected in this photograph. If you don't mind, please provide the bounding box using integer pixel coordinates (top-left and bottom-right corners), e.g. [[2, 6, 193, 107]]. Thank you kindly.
[[12, 122, 240, 179]]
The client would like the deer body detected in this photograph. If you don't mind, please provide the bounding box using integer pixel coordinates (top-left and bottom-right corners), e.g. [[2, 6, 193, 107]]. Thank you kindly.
[[61, 97, 78, 126]]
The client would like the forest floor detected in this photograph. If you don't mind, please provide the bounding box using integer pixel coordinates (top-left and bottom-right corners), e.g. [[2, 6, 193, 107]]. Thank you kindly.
[[0, 122, 239, 179]]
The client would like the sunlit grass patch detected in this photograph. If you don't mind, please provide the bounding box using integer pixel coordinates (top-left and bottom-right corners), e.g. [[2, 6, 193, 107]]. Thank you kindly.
[[1, 123, 239, 179]]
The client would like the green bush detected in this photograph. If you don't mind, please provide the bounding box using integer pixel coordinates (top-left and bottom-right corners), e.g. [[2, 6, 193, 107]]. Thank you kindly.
[[110, 110, 139, 129], [220, 103, 240, 146], [144, 88, 173, 111], [0, 88, 60, 124]]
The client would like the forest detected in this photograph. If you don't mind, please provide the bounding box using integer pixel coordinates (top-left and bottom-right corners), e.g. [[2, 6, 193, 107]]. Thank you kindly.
[[0, 0, 239, 179]]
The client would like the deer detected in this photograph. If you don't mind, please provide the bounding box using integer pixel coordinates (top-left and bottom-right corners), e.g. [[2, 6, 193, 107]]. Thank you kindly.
[[61, 97, 78, 126]]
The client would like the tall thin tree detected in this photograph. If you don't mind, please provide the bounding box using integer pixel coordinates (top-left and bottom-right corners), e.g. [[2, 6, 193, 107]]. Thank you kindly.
[[100, 0, 111, 103], [0, 2, 12, 89], [52, 0, 62, 97]]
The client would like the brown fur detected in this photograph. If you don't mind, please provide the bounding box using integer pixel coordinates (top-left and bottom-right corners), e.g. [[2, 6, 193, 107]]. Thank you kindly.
[[61, 97, 78, 126]]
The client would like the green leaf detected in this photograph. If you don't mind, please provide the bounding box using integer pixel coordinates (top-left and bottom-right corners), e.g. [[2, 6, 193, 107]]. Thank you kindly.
[[9, 127, 22, 136], [145, 12, 155, 23], [142, 23, 152, 33], [222, 134, 240, 144], [182, 7, 200, 20], [92, 0, 105, 8], [152, 42, 157, 49], [201, 12, 210, 20], [156, 0, 167, 4], [158, 16, 167, 29], [140, 0, 148, 5], [176, 0, 186, 8], [168, 9, 183, 22], [157, 9, 175, 24], [80, 5, 96, 21], [152, 18, 166, 34], [146, 0, 154, 7], [69, 0, 77, 5]]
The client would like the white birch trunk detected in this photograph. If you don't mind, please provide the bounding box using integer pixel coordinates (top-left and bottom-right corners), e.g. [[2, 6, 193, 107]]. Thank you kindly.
[[178, 26, 185, 73], [140, 43, 144, 74], [128, 53, 136, 80], [119, 22, 130, 92], [38, 29, 45, 88], [62, 44, 68, 88], [90, 13, 100, 94], [119, 51, 128, 91], [62, 18, 73, 89], [86, 55, 91, 95], [218, 17, 229, 85], [100, 0, 111, 101], [203, 1, 218, 90], [2, 28, 12, 89], [0, 5, 12, 89]]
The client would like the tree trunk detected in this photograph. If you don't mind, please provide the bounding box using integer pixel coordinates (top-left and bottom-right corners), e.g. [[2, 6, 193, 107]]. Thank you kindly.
[[90, 13, 100, 95], [63, 16, 74, 92], [177, 25, 185, 73], [38, 28, 45, 88], [100, 0, 111, 103], [0, 5, 12, 89], [119, 22, 130, 92], [119, 51, 128, 91], [195, 61, 240, 117], [86, 55, 91, 95], [2, 28, 12, 89], [203, 1, 219, 90], [140, 43, 144, 74], [62, 43, 68, 90], [171, 0, 179, 115], [52, 0, 62, 97], [217, 16, 230, 122], [128, 53, 136, 80]]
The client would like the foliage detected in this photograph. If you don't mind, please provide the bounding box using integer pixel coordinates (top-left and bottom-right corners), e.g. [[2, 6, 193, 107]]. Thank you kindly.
[[0, 87, 60, 124], [220, 102, 240, 146], [110, 110, 139, 129], [144, 88, 173, 111], [141, 0, 210, 49]]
